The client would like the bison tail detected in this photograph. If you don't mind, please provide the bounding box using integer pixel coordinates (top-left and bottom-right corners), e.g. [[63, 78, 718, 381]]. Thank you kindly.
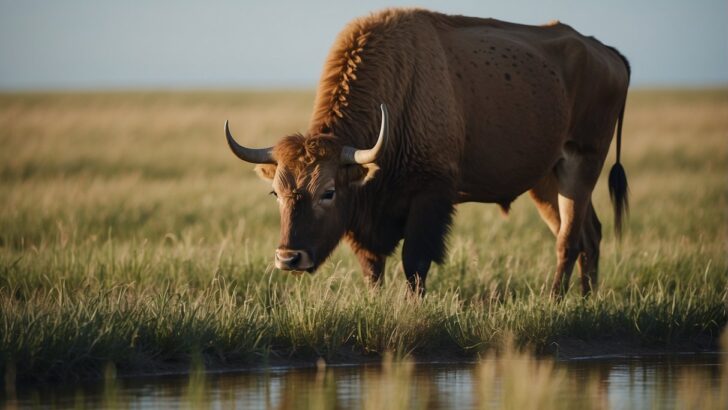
[[608, 162, 628, 239], [608, 97, 629, 239]]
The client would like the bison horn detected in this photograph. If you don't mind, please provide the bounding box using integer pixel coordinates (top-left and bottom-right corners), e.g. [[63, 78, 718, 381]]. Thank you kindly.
[[225, 120, 276, 164], [341, 103, 388, 164]]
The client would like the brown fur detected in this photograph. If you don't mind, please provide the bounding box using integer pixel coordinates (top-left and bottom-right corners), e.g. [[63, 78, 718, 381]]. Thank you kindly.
[[244, 8, 630, 296], [272, 134, 341, 166]]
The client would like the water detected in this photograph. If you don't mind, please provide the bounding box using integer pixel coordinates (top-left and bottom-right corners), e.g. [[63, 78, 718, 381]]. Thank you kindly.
[[4, 354, 725, 409]]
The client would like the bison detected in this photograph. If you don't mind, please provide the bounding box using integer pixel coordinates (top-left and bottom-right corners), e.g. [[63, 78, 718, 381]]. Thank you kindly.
[[225, 8, 630, 297]]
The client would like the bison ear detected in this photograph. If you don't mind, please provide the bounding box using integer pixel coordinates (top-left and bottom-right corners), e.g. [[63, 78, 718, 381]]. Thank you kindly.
[[254, 164, 277, 181], [343, 163, 380, 187]]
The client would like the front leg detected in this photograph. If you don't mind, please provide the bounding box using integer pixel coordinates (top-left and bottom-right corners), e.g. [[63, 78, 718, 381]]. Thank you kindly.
[[402, 189, 455, 296], [353, 246, 386, 287]]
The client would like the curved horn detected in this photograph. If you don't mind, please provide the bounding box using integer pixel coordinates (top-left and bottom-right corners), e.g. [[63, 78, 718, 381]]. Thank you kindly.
[[225, 120, 276, 164], [341, 103, 388, 164]]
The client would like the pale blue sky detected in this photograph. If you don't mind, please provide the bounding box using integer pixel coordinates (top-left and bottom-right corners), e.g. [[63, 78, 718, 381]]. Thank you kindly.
[[1, 0, 726, 90]]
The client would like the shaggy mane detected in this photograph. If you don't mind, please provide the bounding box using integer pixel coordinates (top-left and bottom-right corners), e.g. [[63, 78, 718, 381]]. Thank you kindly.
[[310, 24, 372, 131], [309, 8, 423, 137]]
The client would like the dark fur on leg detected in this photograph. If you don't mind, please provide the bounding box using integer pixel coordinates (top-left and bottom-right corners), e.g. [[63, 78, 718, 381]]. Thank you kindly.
[[401, 189, 455, 296]]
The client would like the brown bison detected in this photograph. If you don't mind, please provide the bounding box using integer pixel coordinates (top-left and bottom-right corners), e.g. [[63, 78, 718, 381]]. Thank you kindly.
[[225, 8, 630, 297]]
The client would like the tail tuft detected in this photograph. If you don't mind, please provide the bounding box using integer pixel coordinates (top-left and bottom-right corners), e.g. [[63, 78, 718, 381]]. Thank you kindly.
[[608, 162, 629, 239]]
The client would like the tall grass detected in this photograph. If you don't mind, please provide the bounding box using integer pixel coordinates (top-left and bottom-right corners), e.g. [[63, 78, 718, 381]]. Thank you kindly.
[[0, 89, 726, 382]]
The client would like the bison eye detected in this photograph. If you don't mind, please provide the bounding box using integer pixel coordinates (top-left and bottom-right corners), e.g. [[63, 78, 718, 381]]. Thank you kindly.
[[321, 189, 336, 201]]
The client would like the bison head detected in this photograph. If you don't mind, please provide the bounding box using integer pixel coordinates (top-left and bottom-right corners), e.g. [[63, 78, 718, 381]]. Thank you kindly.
[[225, 104, 388, 272]]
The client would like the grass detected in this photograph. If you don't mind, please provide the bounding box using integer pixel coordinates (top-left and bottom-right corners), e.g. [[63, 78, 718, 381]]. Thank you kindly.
[[0, 89, 726, 382]]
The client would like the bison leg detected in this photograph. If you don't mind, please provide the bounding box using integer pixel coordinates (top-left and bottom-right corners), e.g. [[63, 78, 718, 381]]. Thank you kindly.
[[529, 173, 561, 236], [402, 191, 455, 296], [578, 201, 602, 296], [550, 155, 602, 299], [531, 172, 597, 298], [530, 173, 579, 297], [354, 247, 386, 287], [551, 194, 586, 298]]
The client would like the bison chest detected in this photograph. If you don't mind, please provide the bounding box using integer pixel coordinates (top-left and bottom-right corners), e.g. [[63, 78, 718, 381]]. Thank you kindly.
[[349, 194, 409, 256]]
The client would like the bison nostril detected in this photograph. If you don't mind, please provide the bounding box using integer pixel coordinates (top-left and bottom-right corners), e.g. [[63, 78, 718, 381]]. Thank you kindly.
[[276, 250, 302, 266], [289, 252, 301, 265]]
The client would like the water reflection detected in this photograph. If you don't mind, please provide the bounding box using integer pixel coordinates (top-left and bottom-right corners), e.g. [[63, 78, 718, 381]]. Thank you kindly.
[[4, 354, 725, 409]]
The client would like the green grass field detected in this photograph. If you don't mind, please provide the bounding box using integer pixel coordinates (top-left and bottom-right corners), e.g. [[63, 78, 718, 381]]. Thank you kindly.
[[1, 89, 726, 382]]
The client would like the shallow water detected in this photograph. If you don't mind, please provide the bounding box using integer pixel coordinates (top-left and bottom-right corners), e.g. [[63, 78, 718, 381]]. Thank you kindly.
[[5, 354, 725, 409]]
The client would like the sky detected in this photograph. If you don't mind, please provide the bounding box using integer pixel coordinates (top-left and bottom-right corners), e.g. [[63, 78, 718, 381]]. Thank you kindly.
[[1, 0, 726, 90]]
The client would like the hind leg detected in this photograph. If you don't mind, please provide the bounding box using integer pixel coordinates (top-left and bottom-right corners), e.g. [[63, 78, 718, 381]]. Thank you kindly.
[[550, 154, 603, 299], [529, 174, 561, 236], [529, 158, 602, 298], [531, 173, 583, 297], [578, 202, 602, 296], [530, 174, 580, 297], [551, 195, 586, 298]]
